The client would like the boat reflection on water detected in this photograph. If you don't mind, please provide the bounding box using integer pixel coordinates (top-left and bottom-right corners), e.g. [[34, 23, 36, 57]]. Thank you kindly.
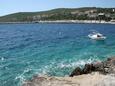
[[90, 39, 106, 45]]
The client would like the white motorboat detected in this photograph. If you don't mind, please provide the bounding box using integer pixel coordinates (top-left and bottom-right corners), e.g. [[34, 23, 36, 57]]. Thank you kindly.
[[88, 31, 106, 40]]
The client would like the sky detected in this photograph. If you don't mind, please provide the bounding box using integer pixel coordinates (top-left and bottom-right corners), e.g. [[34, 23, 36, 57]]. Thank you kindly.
[[0, 0, 115, 16]]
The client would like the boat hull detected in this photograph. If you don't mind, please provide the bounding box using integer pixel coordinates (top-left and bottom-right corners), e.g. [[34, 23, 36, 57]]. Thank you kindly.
[[88, 34, 106, 40]]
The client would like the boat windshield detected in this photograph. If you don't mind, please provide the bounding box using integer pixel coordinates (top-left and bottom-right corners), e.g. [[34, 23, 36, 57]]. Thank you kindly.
[[97, 34, 101, 37]]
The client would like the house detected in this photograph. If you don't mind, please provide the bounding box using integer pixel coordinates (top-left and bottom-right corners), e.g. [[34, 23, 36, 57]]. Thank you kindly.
[[87, 13, 98, 18]]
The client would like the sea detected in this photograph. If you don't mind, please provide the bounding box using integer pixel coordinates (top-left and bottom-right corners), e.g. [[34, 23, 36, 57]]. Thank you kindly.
[[0, 23, 115, 86]]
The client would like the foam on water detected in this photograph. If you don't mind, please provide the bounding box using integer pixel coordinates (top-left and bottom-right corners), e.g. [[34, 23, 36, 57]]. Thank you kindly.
[[15, 56, 100, 84], [15, 68, 33, 86], [58, 58, 99, 68]]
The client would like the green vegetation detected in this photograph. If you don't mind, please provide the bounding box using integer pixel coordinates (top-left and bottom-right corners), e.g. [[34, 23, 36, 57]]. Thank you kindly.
[[0, 7, 115, 22]]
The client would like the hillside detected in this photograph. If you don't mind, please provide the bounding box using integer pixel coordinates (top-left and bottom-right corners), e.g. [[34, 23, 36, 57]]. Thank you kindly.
[[0, 7, 115, 22]]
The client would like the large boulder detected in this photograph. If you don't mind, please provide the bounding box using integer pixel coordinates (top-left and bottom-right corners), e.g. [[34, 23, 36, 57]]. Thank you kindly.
[[70, 64, 96, 77], [69, 67, 82, 77], [82, 64, 95, 74], [70, 57, 115, 77]]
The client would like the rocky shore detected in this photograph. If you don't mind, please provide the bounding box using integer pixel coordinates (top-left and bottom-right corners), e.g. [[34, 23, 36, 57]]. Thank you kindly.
[[23, 57, 115, 86]]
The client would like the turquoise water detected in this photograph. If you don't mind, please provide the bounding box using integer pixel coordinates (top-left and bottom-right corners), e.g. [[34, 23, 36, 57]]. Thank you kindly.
[[0, 23, 115, 86]]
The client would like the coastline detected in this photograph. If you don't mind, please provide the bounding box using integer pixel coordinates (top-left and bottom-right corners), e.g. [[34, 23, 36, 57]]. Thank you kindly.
[[23, 72, 115, 86], [23, 57, 115, 86], [37, 20, 115, 24], [0, 20, 115, 24]]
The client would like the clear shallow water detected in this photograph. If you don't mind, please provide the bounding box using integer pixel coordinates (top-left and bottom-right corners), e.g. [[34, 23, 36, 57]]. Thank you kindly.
[[0, 23, 115, 86]]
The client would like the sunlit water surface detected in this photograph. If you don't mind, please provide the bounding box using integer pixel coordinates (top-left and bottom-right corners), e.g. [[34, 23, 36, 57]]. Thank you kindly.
[[0, 23, 115, 86]]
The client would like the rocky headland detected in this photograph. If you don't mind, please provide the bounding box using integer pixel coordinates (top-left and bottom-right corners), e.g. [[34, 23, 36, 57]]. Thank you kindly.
[[23, 57, 115, 86]]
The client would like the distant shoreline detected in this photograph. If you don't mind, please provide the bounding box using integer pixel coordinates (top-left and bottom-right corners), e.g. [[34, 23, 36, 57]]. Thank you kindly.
[[0, 20, 115, 24]]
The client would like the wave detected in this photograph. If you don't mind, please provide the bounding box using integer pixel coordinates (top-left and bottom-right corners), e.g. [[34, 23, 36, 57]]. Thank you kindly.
[[0, 57, 5, 61], [35, 57, 101, 76], [14, 57, 101, 86], [58, 59, 97, 69], [15, 68, 33, 86]]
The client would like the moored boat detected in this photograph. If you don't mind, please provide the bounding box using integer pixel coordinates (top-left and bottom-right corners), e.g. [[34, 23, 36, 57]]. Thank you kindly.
[[88, 31, 106, 40]]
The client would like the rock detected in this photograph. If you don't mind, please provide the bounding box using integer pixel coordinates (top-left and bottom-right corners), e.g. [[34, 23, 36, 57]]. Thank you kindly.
[[109, 57, 115, 66], [70, 63, 102, 77], [23, 72, 115, 86], [83, 64, 95, 74], [93, 62, 105, 74], [107, 57, 115, 61], [106, 57, 115, 67], [93, 61, 103, 69], [70, 57, 115, 77], [69, 67, 82, 77], [23, 57, 115, 86]]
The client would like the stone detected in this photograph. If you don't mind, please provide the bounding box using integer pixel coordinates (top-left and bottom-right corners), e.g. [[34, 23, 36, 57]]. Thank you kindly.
[[69, 67, 82, 77], [70, 57, 115, 77], [23, 57, 115, 86], [82, 64, 92, 74]]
